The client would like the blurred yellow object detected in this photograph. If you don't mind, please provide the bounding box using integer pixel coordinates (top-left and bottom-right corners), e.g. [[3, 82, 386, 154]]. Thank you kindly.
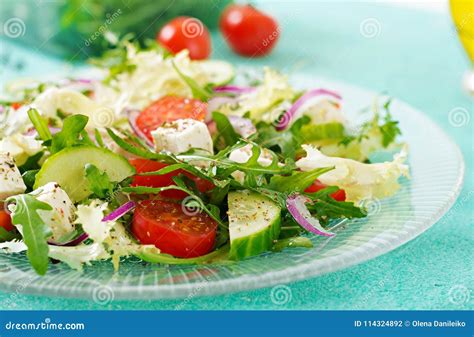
[[450, 0, 474, 63]]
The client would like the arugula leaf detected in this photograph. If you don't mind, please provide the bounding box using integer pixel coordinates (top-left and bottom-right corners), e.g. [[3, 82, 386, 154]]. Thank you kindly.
[[254, 116, 310, 158], [84, 164, 115, 199], [135, 244, 229, 265], [21, 169, 39, 191], [27, 108, 52, 141], [380, 100, 401, 147], [106, 128, 171, 161], [94, 129, 105, 148], [6, 194, 53, 275], [267, 167, 334, 193], [305, 187, 365, 223], [50, 114, 89, 153], [18, 152, 44, 172], [0, 227, 21, 242], [212, 111, 240, 147], [172, 62, 212, 101]]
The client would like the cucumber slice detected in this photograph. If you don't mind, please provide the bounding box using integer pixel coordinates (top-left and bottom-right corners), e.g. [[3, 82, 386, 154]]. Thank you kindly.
[[199, 60, 235, 86], [227, 190, 281, 260], [34, 146, 135, 202]]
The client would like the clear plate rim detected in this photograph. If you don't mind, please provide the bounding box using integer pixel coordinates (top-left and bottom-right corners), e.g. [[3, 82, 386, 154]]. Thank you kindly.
[[0, 77, 465, 300]]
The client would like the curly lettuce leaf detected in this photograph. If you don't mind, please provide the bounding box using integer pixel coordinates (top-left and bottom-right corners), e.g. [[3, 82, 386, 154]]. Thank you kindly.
[[296, 144, 409, 204], [219, 67, 295, 119]]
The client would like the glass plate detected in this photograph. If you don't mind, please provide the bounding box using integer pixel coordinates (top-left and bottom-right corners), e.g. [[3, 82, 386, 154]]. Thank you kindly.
[[0, 74, 464, 300]]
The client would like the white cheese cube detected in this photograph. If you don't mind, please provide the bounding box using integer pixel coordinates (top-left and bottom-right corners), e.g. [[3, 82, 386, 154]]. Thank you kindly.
[[0, 134, 42, 166], [31, 182, 76, 241], [151, 118, 213, 154], [0, 152, 27, 200], [228, 144, 274, 183]]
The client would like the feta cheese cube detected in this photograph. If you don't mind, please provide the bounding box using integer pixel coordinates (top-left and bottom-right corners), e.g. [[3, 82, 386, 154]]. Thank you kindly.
[[151, 118, 213, 154], [0, 134, 43, 166], [31, 182, 76, 241], [228, 144, 274, 183], [0, 152, 27, 200]]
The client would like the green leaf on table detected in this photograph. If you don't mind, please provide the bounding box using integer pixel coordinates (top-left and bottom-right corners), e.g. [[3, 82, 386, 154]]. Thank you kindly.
[[6, 194, 53, 275]]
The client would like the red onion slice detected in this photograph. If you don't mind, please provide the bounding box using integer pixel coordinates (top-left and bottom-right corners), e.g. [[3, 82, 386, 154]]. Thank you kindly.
[[48, 232, 89, 247], [213, 85, 256, 95], [286, 194, 335, 237], [48, 201, 136, 246], [275, 88, 342, 131], [102, 201, 136, 222], [127, 109, 154, 147]]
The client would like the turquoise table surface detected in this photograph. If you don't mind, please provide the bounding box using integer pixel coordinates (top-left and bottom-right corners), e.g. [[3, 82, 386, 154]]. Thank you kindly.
[[0, 1, 472, 310]]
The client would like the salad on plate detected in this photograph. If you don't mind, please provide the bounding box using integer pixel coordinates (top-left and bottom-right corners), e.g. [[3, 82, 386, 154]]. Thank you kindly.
[[0, 40, 409, 275]]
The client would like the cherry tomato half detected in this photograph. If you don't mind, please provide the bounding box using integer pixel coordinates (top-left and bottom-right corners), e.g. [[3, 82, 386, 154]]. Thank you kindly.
[[304, 180, 346, 202], [135, 96, 207, 142], [157, 16, 211, 60], [0, 210, 14, 232], [220, 4, 280, 57], [129, 158, 214, 199], [132, 199, 217, 258]]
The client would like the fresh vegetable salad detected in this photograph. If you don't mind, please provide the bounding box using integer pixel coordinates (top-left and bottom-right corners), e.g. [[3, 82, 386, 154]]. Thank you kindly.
[[0, 41, 409, 275]]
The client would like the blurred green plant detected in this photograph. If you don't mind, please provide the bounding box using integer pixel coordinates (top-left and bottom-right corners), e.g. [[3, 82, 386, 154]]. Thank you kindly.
[[1, 0, 231, 59]]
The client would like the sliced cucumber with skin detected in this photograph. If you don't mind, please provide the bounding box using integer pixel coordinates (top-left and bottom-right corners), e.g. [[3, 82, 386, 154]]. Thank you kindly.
[[34, 146, 135, 202], [199, 60, 235, 86], [228, 190, 281, 260]]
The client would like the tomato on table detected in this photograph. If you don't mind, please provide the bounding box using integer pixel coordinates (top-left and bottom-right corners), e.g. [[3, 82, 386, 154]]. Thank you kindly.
[[132, 199, 218, 258], [0, 210, 14, 232], [129, 158, 214, 199], [219, 4, 280, 57], [305, 179, 346, 202], [135, 96, 207, 142], [157, 16, 211, 60]]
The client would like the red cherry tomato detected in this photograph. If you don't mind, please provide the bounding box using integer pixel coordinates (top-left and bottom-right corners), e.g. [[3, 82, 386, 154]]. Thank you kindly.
[[305, 180, 346, 202], [0, 210, 14, 232], [10, 102, 22, 110], [135, 96, 207, 142], [157, 16, 211, 60], [132, 199, 217, 258], [220, 4, 280, 57], [129, 158, 214, 199]]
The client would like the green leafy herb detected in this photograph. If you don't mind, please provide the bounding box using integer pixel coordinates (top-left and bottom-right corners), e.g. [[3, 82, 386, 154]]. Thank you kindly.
[[6, 195, 53, 275], [305, 187, 365, 223], [84, 164, 115, 199], [267, 167, 334, 193], [27, 108, 52, 141], [172, 62, 212, 101], [50, 114, 89, 153], [0, 227, 21, 242], [212, 111, 240, 147]]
